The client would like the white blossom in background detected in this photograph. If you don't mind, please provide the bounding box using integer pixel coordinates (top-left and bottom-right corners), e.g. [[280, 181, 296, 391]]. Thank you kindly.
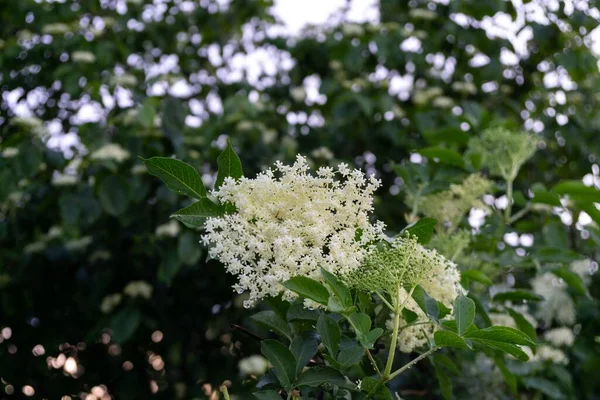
[[90, 143, 131, 163], [71, 51, 97, 63], [123, 281, 153, 300], [544, 327, 575, 347], [238, 355, 269, 376], [100, 293, 122, 314], [1, 147, 19, 158], [202, 155, 385, 307], [533, 345, 569, 365], [570, 258, 594, 285], [155, 220, 181, 238], [531, 272, 576, 326]]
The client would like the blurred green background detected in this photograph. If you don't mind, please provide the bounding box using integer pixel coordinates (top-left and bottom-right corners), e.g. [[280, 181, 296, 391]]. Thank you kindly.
[[1, 0, 600, 399]]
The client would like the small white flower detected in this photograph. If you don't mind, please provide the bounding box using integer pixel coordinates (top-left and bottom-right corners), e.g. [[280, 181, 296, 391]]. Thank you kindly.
[[71, 51, 96, 64], [238, 355, 269, 376], [544, 327, 575, 347], [123, 281, 153, 299]]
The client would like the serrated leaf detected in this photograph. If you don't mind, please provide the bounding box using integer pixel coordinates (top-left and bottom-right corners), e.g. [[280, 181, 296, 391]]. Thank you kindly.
[[461, 269, 493, 286], [320, 268, 352, 309], [402, 217, 437, 244], [551, 268, 589, 296], [281, 277, 329, 305], [251, 310, 292, 341], [465, 326, 536, 347], [434, 330, 472, 349], [290, 335, 318, 375], [171, 198, 223, 228], [296, 366, 348, 388], [143, 157, 206, 199], [492, 290, 543, 303], [215, 139, 243, 189], [316, 314, 340, 356], [337, 345, 364, 369], [261, 339, 297, 388], [454, 294, 475, 336], [286, 302, 319, 321]]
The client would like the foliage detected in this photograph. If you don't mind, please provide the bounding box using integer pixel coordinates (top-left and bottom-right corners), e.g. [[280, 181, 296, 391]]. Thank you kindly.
[[1, 0, 600, 399]]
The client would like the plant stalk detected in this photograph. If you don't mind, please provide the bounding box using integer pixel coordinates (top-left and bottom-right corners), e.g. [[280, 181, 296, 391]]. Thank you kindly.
[[387, 346, 440, 381]]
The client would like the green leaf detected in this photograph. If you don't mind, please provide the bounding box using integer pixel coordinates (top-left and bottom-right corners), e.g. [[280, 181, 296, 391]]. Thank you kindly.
[[251, 310, 292, 341], [551, 268, 589, 296], [454, 294, 475, 336], [506, 308, 538, 343], [336, 345, 364, 369], [434, 364, 453, 400], [481, 341, 530, 362], [253, 390, 283, 400], [402, 217, 437, 244], [170, 198, 223, 228], [316, 314, 340, 356], [522, 377, 565, 399], [281, 277, 329, 305], [434, 330, 472, 349], [531, 189, 561, 206], [110, 307, 141, 343], [402, 308, 419, 323], [366, 328, 384, 345], [349, 313, 371, 335], [98, 175, 130, 216], [433, 354, 459, 375], [290, 336, 318, 375], [494, 356, 517, 394], [412, 285, 439, 320], [461, 269, 493, 286], [260, 339, 297, 388], [143, 157, 206, 199], [286, 302, 319, 321], [419, 147, 465, 168], [296, 366, 348, 388], [178, 231, 202, 265], [552, 180, 600, 203], [264, 296, 291, 320], [361, 376, 393, 400], [437, 302, 451, 319], [138, 98, 156, 128], [465, 326, 536, 347], [215, 139, 244, 189], [468, 294, 492, 327], [320, 268, 352, 309], [492, 290, 543, 303]]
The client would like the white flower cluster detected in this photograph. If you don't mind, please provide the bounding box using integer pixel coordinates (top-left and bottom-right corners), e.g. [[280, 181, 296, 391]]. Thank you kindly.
[[238, 355, 269, 376], [123, 281, 153, 299], [202, 155, 385, 307], [393, 256, 464, 353], [544, 327, 575, 347], [531, 272, 576, 326], [90, 143, 131, 163], [524, 345, 569, 365]]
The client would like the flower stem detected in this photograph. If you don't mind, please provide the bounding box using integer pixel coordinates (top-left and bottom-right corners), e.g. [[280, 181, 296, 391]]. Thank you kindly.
[[366, 349, 382, 377], [504, 179, 513, 222], [375, 291, 394, 311], [387, 346, 440, 381], [220, 385, 231, 400], [383, 284, 414, 378]]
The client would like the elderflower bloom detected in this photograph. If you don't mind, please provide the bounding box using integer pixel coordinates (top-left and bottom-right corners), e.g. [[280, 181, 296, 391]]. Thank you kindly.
[[202, 155, 385, 307], [364, 237, 463, 353], [90, 143, 131, 163], [533, 344, 569, 365], [531, 272, 576, 326], [238, 355, 269, 376], [413, 174, 492, 230], [123, 281, 153, 299], [544, 327, 575, 347], [468, 128, 538, 181]]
